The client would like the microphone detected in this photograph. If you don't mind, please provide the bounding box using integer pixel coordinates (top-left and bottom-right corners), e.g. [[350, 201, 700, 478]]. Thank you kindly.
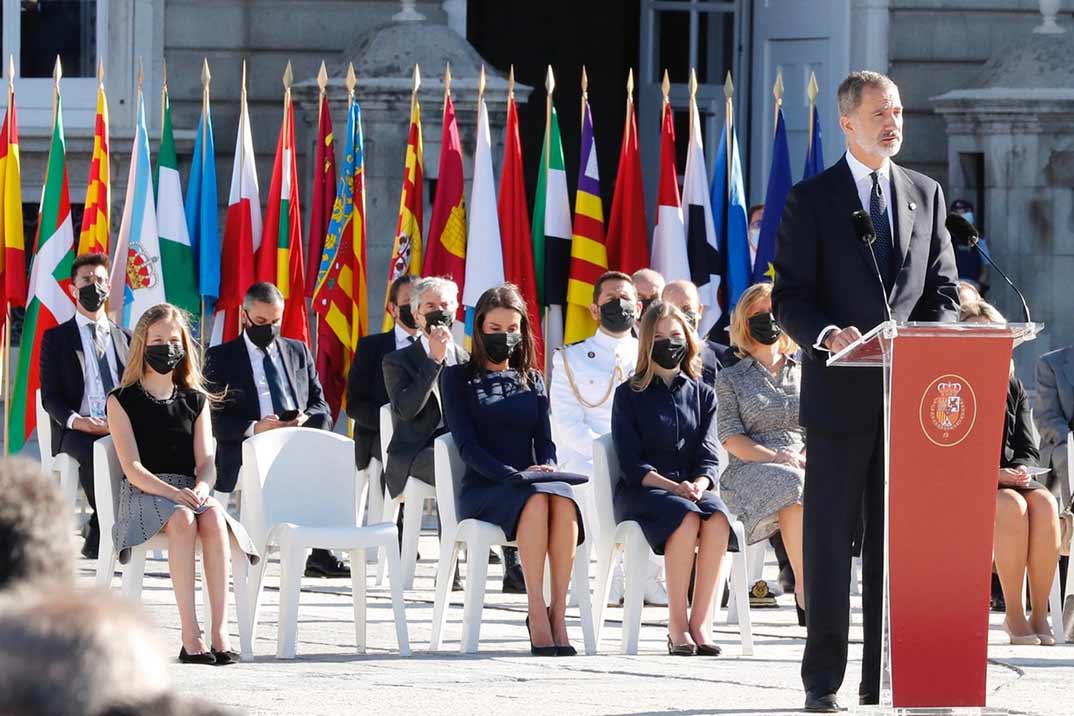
[[945, 213, 1031, 323], [851, 209, 894, 324]]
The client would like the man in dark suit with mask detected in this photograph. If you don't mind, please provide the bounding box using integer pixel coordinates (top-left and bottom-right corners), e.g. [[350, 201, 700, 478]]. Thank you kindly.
[[772, 71, 959, 712], [204, 282, 341, 577], [40, 253, 132, 559]]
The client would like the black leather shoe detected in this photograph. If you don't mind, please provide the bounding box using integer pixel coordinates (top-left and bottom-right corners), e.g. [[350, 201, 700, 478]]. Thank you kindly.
[[81, 524, 100, 560], [178, 647, 217, 665], [488, 549, 502, 565], [210, 648, 240, 666], [502, 564, 526, 594], [304, 550, 351, 578], [859, 693, 879, 706], [804, 692, 842, 713], [451, 566, 463, 592]]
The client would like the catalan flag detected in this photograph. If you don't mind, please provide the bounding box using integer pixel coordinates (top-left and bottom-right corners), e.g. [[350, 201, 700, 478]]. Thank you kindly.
[[256, 70, 309, 345], [383, 68, 423, 331], [78, 80, 108, 255], [563, 95, 606, 344], [313, 79, 367, 419], [422, 89, 466, 320]]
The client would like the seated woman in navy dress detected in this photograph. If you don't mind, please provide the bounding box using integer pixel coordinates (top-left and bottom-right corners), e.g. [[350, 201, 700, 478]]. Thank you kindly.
[[442, 284, 584, 657], [611, 301, 735, 657]]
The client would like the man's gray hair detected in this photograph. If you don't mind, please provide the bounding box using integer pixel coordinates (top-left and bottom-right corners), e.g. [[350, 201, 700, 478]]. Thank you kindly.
[[837, 71, 896, 117], [243, 281, 285, 310], [0, 457, 74, 591], [410, 276, 459, 316], [0, 587, 169, 716]]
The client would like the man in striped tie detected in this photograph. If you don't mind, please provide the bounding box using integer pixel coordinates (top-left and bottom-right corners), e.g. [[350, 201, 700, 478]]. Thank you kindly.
[[771, 71, 959, 712]]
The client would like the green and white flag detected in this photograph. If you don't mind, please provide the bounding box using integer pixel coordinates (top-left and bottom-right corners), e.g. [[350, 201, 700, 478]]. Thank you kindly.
[[108, 91, 164, 328], [156, 90, 198, 318]]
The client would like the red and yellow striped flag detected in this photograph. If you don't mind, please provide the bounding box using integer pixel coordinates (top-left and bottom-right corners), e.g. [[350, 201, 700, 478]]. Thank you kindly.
[[0, 78, 25, 320], [382, 66, 423, 330], [78, 80, 108, 255]]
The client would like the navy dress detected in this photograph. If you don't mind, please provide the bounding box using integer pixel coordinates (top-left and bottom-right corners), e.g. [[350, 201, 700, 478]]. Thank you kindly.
[[610, 374, 737, 555], [442, 366, 584, 544]]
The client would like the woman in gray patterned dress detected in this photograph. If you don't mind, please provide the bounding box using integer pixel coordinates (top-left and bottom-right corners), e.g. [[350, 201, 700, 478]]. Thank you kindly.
[[714, 283, 806, 619], [107, 304, 258, 665]]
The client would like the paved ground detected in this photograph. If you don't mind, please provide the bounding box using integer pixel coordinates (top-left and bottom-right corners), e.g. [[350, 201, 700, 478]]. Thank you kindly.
[[79, 531, 1074, 716]]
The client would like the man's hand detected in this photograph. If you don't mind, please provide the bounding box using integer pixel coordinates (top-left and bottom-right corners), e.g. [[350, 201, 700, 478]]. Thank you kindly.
[[824, 326, 863, 354], [427, 325, 452, 363], [73, 416, 109, 436], [253, 415, 285, 434]]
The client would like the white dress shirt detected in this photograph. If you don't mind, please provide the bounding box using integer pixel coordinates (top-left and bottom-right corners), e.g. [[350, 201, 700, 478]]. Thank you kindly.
[[394, 323, 419, 351], [243, 331, 296, 419], [815, 151, 896, 352], [68, 312, 120, 427]]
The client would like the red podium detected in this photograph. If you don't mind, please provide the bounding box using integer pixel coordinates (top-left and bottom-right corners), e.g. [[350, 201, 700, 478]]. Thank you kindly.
[[829, 320, 1041, 713]]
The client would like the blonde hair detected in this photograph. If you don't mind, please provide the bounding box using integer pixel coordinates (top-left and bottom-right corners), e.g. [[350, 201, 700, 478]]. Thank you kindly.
[[959, 300, 1005, 324], [119, 303, 216, 398], [630, 301, 702, 391], [730, 283, 798, 359]]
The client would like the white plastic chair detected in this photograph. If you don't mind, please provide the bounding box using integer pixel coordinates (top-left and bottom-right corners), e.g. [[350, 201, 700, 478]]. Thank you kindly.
[[35, 391, 81, 513], [375, 404, 437, 589], [357, 456, 383, 563], [591, 433, 753, 655], [240, 427, 410, 659], [92, 436, 251, 647], [429, 433, 597, 654]]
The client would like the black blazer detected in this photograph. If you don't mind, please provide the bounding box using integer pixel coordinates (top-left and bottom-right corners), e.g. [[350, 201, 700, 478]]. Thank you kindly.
[[40, 317, 131, 455], [205, 336, 332, 492], [771, 156, 959, 432], [701, 339, 737, 386], [381, 338, 468, 498], [1002, 376, 1040, 470], [345, 329, 399, 469]]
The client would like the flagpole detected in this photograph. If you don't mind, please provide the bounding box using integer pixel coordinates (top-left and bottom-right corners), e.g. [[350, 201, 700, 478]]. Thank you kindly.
[[160, 59, 167, 141], [310, 61, 327, 361], [2, 56, 12, 457], [773, 69, 784, 137], [725, 72, 734, 201], [542, 65, 554, 352], [199, 58, 211, 355], [807, 71, 819, 158]]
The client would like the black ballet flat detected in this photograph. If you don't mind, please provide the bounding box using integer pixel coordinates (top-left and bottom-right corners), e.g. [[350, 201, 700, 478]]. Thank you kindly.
[[666, 635, 696, 656], [525, 615, 558, 657], [694, 642, 722, 657], [210, 648, 240, 666], [178, 646, 217, 665]]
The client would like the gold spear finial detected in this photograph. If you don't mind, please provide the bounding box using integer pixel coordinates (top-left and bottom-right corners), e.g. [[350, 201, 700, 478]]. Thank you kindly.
[[661, 69, 670, 101], [53, 56, 62, 85], [581, 65, 589, 97], [161, 58, 167, 91], [97, 56, 104, 86], [478, 64, 486, 104], [8, 55, 14, 93], [545, 64, 555, 97], [627, 67, 635, 100], [507, 64, 515, 101], [241, 59, 248, 99], [345, 62, 356, 97], [137, 57, 144, 92], [201, 57, 211, 89], [807, 70, 819, 104], [283, 60, 293, 90], [317, 60, 328, 94], [412, 63, 421, 94], [689, 67, 697, 101], [724, 70, 733, 99], [774, 69, 784, 106]]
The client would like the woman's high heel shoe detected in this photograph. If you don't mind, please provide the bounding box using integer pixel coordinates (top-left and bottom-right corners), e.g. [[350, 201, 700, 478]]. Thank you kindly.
[[548, 608, 577, 656], [525, 615, 558, 656], [1003, 619, 1041, 646], [795, 593, 807, 628]]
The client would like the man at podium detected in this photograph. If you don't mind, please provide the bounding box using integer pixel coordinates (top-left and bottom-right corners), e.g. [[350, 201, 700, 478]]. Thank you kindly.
[[771, 71, 959, 713]]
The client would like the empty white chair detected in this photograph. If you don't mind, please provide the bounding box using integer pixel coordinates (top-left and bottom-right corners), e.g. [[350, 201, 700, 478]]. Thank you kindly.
[[35, 390, 81, 514], [241, 427, 410, 659], [429, 433, 596, 654], [92, 435, 251, 648], [375, 404, 437, 589], [591, 433, 753, 655]]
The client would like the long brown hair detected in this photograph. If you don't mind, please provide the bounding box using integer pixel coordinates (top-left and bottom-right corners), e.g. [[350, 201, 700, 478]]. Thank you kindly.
[[119, 303, 217, 398], [630, 300, 702, 391], [468, 284, 538, 387]]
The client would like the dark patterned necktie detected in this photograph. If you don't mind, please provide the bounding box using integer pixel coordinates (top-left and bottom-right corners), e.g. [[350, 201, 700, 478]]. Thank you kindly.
[[261, 348, 295, 415], [869, 171, 896, 288], [88, 324, 115, 393]]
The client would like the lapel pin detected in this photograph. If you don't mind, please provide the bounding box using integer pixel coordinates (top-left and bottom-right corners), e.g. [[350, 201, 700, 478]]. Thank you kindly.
[[908, 202, 917, 211]]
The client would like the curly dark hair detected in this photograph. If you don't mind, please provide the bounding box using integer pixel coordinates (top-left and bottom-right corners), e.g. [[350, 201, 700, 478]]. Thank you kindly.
[[0, 458, 74, 591]]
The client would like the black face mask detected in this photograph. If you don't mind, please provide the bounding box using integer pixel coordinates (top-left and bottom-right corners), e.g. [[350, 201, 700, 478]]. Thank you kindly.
[[245, 314, 280, 350], [651, 338, 687, 370], [397, 304, 418, 330], [145, 344, 185, 375], [78, 282, 108, 313], [423, 309, 453, 334], [483, 331, 522, 364], [639, 297, 655, 318], [599, 298, 635, 334], [747, 313, 782, 345]]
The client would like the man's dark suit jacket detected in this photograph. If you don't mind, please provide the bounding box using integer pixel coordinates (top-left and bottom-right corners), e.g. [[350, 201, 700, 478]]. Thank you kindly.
[[381, 338, 468, 498], [701, 339, 737, 386], [205, 336, 332, 492], [345, 329, 398, 470], [771, 155, 959, 433], [40, 317, 131, 455]]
